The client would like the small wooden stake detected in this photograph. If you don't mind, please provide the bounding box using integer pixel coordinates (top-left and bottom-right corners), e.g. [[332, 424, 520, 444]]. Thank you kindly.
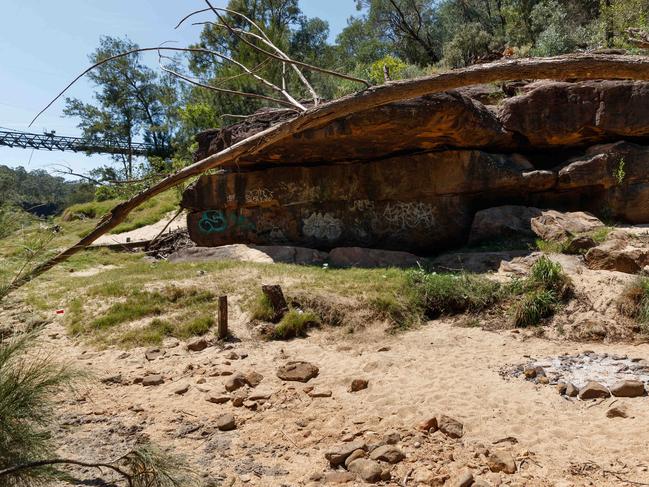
[[218, 295, 228, 339]]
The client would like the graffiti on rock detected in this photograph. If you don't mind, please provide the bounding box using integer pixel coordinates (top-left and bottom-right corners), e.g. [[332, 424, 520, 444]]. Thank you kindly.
[[198, 210, 256, 234], [383, 202, 436, 229], [302, 212, 343, 240], [245, 188, 274, 204]]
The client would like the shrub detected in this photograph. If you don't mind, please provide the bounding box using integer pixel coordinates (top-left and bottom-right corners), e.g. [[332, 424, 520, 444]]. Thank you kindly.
[[513, 289, 559, 327]]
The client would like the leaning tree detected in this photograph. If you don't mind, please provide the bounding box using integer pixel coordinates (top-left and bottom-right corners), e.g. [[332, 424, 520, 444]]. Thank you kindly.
[[5, 0, 649, 298]]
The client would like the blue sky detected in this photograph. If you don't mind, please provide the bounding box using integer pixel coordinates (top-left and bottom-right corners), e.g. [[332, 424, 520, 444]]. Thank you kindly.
[[0, 0, 358, 176]]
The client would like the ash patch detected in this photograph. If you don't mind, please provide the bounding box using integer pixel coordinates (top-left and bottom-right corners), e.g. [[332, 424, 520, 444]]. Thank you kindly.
[[504, 352, 649, 389]]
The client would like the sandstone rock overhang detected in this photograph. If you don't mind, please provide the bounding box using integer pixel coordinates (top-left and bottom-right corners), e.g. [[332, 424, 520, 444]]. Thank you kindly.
[[182, 80, 649, 254]]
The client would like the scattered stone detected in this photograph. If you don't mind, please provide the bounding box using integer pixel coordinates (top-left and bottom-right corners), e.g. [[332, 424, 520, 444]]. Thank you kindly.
[[565, 235, 597, 254], [207, 395, 230, 404], [344, 449, 366, 468], [243, 400, 258, 410], [538, 376, 549, 385], [383, 431, 401, 445], [244, 371, 263, 388], [487, 450, 517, 474], [231, 391, 247, 407], [556, 382, 567, 395], [308, 389, 333, 398], [249, 390, 273, 401], [224, 373, 247, 392], [145, 348, 162, 361], [438, 415, 464, 439], [323, 471, 356, 484], [417, 417, 439, 432], [225, 351, 239, 360], [606, 405, 629, 419], [377, 346, 391, 352], [325, 440, 367, 467], [215, 413, 236, 431], [101, 374, 123, 385], [348, 379, 369, 392], [187, 337, 209, 352], [450, 468, 474, 487], [277, 361, 319, 382], [173, 383, 189, 395], [380, 468, 391, 481], [369, 445, 405, 464], [347, 459, 383, 483], [610, 380, 645, 397], [565, 383, 579, 397], [578, 381, 610, 400], [142, 375, 164, 386]]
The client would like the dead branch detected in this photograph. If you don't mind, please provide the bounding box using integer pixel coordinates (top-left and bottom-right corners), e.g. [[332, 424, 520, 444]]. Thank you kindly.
[[177, 2, 370, 89], [190, 20, 320, 104], [11, 54, 649, 298], [0, 458, 133, 486]]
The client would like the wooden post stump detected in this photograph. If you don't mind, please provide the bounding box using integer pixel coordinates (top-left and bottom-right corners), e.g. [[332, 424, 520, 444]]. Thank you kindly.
[[261, 284, 288, 322], [218, 295, 228, 339]]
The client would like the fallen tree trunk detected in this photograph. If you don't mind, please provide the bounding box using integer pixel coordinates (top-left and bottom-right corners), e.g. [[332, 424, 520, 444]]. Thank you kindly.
[[6, 54, 649, 296]]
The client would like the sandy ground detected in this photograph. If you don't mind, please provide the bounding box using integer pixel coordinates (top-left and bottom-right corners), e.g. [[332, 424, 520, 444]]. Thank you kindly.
[[91, 211, 187, 247], [38, 297, 649, 486]]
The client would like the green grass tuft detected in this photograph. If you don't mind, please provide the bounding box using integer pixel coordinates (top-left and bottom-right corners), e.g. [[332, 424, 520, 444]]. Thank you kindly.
[[250, 292, 276, 321], [618, 277, 649, 332], [513, 289, 559, 328], [272, 309, 321, 340]]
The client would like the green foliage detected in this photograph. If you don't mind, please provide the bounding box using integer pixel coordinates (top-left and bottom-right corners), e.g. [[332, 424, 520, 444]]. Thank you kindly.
[[68, 286, 215, 336], [250, 292, 276, 321], [272, 309, 321, 339], [118, 315, 214, 348], [0, 333, 78, 485], [0, 165, 94, 217], [511, 256, 571, 327], [368, 55, 409, 83], [614, 157, 626, 185], [407, 269, 504, 317]]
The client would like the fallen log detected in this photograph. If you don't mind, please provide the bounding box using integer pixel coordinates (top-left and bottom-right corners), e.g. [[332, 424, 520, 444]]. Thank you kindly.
[[6, 54, 649, 297]]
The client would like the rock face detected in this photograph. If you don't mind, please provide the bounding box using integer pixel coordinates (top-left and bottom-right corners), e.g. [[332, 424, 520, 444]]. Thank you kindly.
[[184, 80, 649, 253]]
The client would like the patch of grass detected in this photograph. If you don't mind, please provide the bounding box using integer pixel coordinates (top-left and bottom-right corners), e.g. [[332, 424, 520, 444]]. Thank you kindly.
[[535, 239, 569, 254], [618, 277, 649, 332], [250, 292, 275, 321], [591, 226, 613, 244], [69, 286, 215, 335], [117, 315, 215, 348], [177, 315, 215, 338], [511, 256, 571, 327], [512, 289, 559, 328], [272, 309, 321, 340], [408, 269, 505, 318], [61, 189, 179, 235]]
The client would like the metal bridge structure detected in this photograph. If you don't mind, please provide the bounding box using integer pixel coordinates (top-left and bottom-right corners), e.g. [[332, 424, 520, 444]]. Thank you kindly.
[[0, 129, 164, 156]]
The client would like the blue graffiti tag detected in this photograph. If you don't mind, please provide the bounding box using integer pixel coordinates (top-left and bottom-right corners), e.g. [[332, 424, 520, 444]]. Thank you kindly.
[[198, 210, 256, 234]]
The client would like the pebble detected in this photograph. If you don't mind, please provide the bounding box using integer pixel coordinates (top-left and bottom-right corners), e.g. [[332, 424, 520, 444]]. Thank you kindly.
[[277, 361, 319, 382], [347, 459, 382, 483], [187, 337, 209, 352], [215, 413, 236, 431], [173, 383, 189, 395], [369, 445, 405, 464], [606, 405, 629, 418], [417, 416, 438, 432], [610, 380, 645, 397], [578, 381, 610, 400], [244, 371, 264, 388], [438, 415, 464, 439], [487, 450, 517, 474], [325, 440, 367, 467], [224, 373, 247, 392], [348, 379, 369, 392], [207, 395, 230, 404], [142, 374, 164, 386]]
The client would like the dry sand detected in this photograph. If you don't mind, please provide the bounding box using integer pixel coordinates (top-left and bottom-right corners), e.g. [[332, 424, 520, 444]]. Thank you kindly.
[[40, 305, 649, 486]]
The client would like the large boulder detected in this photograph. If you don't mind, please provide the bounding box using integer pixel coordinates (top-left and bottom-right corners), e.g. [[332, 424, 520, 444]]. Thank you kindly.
[[468, 206, 542, 245], [499, 80, 649, 149], [530, 210, 604, 242], [195, 93, 512, 168], [585, 235, 649, 274]]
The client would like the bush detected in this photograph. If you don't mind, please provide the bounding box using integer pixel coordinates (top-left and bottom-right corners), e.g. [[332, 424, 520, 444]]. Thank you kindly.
[[513, 289, 559, 327]]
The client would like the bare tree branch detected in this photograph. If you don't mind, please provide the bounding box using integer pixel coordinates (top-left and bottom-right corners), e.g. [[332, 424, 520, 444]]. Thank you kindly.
[[0, 458, 133, 486], [628, 28, 649, 49], [10, 54, 649, 299]]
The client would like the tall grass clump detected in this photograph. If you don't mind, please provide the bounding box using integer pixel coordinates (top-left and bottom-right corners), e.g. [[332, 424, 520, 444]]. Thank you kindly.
[[512, 256, 571, 327], [272, 309, 321, 340], [618, 277, 649, 332], [0, 333, 77, 485], [408, 269, 504, 318]]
